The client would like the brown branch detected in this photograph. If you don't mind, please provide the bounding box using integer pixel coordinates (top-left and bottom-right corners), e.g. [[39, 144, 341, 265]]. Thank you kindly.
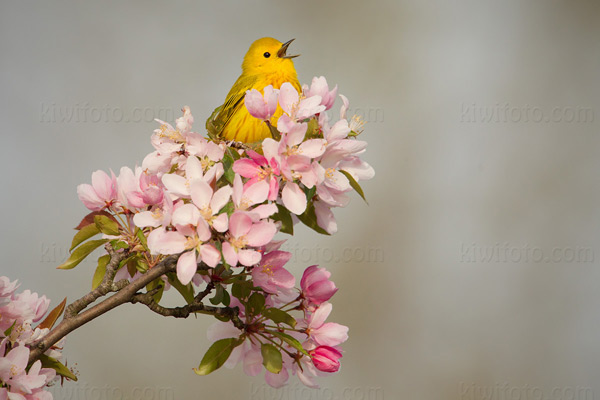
[[28, 251, 179, 364], [64, 244, 128, 318], [130, 292, 245, 330], [131, 277, 245, 330]]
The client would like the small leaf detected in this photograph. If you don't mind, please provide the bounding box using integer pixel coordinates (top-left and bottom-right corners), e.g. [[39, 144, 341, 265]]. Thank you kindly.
[[261, 343, 283, 374], [135, 228, 149, 250], [147, 278, 165, 303], [221, 288, 231, 307], [94, 215, 120, 236], [75, 210, 113, 230], [92, 255, 110, 289], [167, 273, 195, 304], [210, 285, 224, 305], [111, 240, 130, 250], [246, 292, 265, 318], [303, 185, 317, 202], [266, 122, 281, 141], [270, 331, 309, 356], [38, 297, 67, 330], [70, 223, 100, 251], [339, 169, 367, 203], [3, 321, 16, 337], [297, 202, 330, 236], [262, 308, 296, 328], [205, 105, 224, 140], [39, 354, 78, 381], [272, 204, 294, 235], [135, 258, 149, 273], [57, 239, 108, 270], [194, 338, 241, 376], [231, 281, 252, 300], [304, 118, 321, 139]]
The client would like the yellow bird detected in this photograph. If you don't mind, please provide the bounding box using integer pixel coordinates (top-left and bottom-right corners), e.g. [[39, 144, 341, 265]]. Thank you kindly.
[[214, 37, 301, 143]]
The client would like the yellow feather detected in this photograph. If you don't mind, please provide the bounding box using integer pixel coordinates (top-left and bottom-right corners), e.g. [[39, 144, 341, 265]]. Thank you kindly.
[[215, 38, 301, 143]]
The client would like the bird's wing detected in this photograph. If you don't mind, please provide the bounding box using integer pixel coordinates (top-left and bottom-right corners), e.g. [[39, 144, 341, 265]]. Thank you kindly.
[[215, 74, 258, 135]]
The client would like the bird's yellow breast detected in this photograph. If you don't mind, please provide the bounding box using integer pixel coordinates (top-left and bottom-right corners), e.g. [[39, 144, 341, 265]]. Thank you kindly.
[[222, 72, 301, 143]]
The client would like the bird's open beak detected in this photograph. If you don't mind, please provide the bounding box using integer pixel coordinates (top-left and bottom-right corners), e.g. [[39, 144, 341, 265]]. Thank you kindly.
[[277, 39, 300, 59]]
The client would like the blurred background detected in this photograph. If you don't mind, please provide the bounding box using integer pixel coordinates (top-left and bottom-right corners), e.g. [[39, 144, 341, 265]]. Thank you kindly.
[[1, 1, 599, 399]]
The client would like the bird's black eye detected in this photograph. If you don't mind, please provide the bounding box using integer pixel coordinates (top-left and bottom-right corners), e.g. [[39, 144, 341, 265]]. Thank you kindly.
[[263, 52, 271, 58]]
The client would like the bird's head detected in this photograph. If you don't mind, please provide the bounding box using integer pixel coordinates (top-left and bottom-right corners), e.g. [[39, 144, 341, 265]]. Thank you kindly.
[[242, 37, 299, 76]]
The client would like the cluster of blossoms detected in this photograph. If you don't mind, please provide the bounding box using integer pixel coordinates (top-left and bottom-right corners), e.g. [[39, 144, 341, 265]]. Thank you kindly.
[[0, 277, 69, 399], [71, 77, 373, 387]]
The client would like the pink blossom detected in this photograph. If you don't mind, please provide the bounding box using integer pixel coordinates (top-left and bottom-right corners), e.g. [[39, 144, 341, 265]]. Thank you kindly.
[[303, 76, 338, 111], [222, 212, 277, 267], [232, 175, 277, 219], [189, 179, 232, 232], [0, 277, 19, 300], [233, 150, 280, 201], [77, 170, 118, 211], [300, 265, 338, 306], [303, 303, 348, 347], [132, 195, 174, 228], [278, 83, 325, 121], [245, 85, 279, 121], [0, 346, 47, 395], [309, 346, 342, 373], [251, 251, 295, 294]]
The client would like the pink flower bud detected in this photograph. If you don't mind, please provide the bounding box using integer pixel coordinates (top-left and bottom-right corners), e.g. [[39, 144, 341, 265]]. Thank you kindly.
[[310, 346, 342, 373], [301, 265, 338, 305], [245, 86, 279, 121]]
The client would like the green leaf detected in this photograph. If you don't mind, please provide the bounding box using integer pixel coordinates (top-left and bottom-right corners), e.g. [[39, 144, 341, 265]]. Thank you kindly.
[[221, 287, 231, 307], [167, 273, 195, 304], [135, 228, 148, 250], [262, 308, 296, 328], [57, 239, 108, 270], [205, 105, 224, 140], [304, 118, 321, 139], [339, 169, 367, 203], [270, 331, 309, 356], [94, 215, 120, 236], [135, 258, 149, 273], [246, 292, 265, 318], [231, 280, 252, 300], [147, 278, 165, 303], [39, 354, 78, 381], [266, 122, 281, 141], [70, 223, 100, 251], [272, 204, 294, 235], [220, 201, 235, 217], [111, 240, 129, 250], [297, 202, 330, 236], [261, 343, 283, 374], [210, 285, 224, 305], [4, 321, 16, 337], [194, 338, 241, 376], [303, 185, 317, 202], [92, 255, 110, 289]]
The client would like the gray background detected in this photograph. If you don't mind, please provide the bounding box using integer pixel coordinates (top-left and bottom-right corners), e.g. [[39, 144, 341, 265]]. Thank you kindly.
[[2, 1, 600, 399]]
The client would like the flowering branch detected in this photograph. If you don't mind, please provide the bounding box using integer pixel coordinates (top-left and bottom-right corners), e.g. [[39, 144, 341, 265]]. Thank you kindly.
[[2, 76, 374, 397]]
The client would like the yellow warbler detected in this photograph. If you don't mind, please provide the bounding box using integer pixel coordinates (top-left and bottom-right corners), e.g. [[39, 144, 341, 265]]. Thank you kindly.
[[214, 37, 301, 143]]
